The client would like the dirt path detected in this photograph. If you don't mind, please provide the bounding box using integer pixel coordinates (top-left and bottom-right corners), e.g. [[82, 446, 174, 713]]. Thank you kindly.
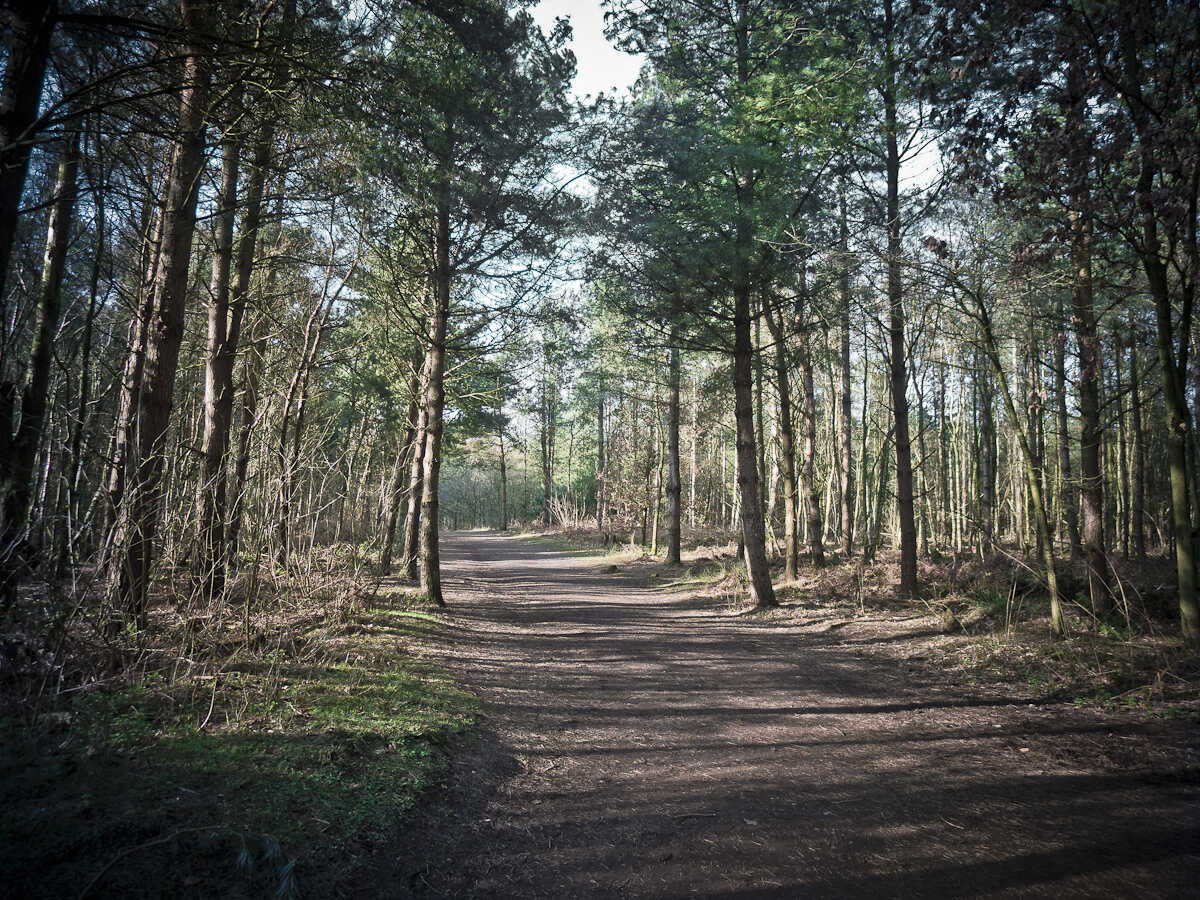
[[393, 532, 1199, 898]]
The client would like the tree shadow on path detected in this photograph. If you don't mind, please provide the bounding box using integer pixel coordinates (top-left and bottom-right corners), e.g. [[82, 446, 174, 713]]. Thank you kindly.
[[391, 532, 1200, 899]]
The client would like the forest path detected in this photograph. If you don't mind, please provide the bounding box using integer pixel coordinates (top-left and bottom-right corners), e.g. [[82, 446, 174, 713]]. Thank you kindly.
[[393, 531, 1198, 898]]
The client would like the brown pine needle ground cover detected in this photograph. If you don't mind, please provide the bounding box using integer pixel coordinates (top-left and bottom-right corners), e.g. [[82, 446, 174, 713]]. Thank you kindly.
[[0, 561, 476, 899], [523, 523, 1200, 715]]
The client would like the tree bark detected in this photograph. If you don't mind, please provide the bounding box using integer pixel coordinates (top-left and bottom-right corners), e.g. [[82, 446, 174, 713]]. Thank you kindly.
[[418, 194, 451, 607], [104, 0, 210, 620], [1115, 332, 1130, 559], [595, 376, 605, 530], [498, 375, 508, 530], [195, 130, 240, 598], [666, 344, 682, 564], [978, 307, 1065, 637], [0, 127, 79, 598], [762, 300, 798, 579], [401, 358, 429, 582], [839, 190, 854, 557], [1053, 293, 1081, 554], [1129, 312, 1146, 560], [977, 345, 996, 552], [798, 324, 825, 566], [883, 0, 918, 597], [104, 166, 166, 544], [733, 281, 776, 607], [0, 0, 57, 300], [379, 364, 421, 574], [1067, 53, 1113, 618]]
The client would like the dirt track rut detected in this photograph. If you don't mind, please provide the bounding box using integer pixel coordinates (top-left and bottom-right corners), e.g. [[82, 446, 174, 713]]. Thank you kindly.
[[393, 532, 1199, 898]]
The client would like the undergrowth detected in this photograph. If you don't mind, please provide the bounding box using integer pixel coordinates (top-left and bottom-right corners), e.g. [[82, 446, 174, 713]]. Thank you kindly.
[[0, 555, 475, 899]]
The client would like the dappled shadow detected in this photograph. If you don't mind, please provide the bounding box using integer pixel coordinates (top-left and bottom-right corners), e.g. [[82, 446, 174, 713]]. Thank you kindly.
[[393, 531, 1200, 899]]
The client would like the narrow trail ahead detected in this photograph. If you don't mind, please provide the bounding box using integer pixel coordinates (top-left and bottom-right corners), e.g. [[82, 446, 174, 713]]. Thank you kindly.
[[395, 532, 1198, 898]]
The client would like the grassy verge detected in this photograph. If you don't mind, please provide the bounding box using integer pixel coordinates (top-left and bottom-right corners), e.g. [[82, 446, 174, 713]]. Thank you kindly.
[[1, 604, 475, 899]]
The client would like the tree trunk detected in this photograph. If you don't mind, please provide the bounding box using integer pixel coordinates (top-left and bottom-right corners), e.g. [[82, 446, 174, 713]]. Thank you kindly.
[[540, 346, 556, 525], [839, 191, 854, 557], [104, 2, 210, 620], [977, 345, 996, 552], [0, 127, 79, 598], [763, 301, 798, 580], [1067, 53, 1113, 618], [1115, 332, 1130, 559], [1147, 256, 1199, 642], [798, 324, 825, 566], [666, 344, 682, 564], [227, 301, 269, 572], [498, 377, 508, 530], [418, 195, 451, 607], [58, 131, 105, 574], [733, 281, 776, 607], [401, 360, 429, 582], [379, 369, 420, 574], [883, 0, 918, 597], [979, 309, 1065, 637], [596, 377, 605, 530], [195, 130, 240, 599], [1129, 313, 1146, 561], [690, 373, 698, 526], [0, 0, 57, 300], [104, 169, 166, 543]]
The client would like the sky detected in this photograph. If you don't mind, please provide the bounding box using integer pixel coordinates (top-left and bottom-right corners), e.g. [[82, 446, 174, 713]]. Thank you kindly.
[[530, 0, 643, 100]]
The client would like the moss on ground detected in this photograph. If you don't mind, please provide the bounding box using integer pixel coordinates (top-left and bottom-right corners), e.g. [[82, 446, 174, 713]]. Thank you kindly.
[[0, 606, 475, 899]]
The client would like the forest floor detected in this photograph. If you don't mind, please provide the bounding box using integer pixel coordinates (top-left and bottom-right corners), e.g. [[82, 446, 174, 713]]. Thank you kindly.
[[1, 593, 477, 899], [390, 530, 1199, 898]]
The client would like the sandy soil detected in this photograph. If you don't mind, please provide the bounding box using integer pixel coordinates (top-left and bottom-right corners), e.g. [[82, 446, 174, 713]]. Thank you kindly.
[[381, 531, 1199, 898]]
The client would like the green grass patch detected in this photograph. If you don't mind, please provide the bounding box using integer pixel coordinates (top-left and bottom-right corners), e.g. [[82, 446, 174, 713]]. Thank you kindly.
[[0, 606, 476, 899]]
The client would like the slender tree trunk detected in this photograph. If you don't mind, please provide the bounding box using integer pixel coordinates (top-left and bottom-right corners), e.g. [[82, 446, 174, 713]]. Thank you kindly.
[[1147, 256, 1199, 641], [105, 3, 210, 620], [540, 348, 556, 525], [690, 373, 698, 526], [59, 130, 105, 574], [498, 376, 508, 530], [937, 357, 951, 549], [104, 170, 166, 543], [1053, 294, 1081, 554], [733, 282, 776, 607], [1118, 27, 1198, 641], [227, 297, 270, 572], [755, 315, 767, 514], [977, 344, 996, 552], [1129, 313, 1146, 561], [0, 127, 79, 597], [865, 426, 892, 564], [274, 238, 346, 567], [883, 0, 917, 597], [666, 344, 682, 564], [762, 301, 798, 579], [596, 378, 605, 530], [195, 130, 240, 598], [401, 361, 429, 582], [798, 324, 825, 566], [1115, 333, 1130, 559], [979, 309, 1065, 637], [1067, 53, 1113, 618], [0, 0, 57, 301], [379, 364, 421, 574], [839, 193, 854, 557], [418, 194, 451, 607]]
